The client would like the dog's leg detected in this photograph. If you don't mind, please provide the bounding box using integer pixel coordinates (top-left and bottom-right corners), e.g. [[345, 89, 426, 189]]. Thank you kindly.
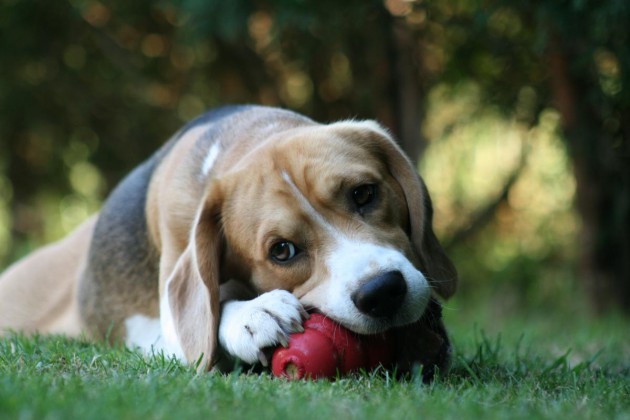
[[0, 216, 97, 336], [218, 290, 308, 366]]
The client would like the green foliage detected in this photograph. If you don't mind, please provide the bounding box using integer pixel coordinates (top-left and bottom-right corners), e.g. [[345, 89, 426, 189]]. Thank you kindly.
[[0, 0, 398, 265], [420, 83, 578, 306], [178, 0, 383, 40], [425, 0, 629, 111]]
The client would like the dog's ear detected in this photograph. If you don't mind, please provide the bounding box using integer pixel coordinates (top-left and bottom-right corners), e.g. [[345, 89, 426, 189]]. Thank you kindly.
[[415, 178, 457, 298], [363, 123, 458, 299], [166, 192, 222, 370]]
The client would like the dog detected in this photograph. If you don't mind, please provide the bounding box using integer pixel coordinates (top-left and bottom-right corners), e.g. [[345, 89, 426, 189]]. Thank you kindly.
[[0, 106, 457, 379]]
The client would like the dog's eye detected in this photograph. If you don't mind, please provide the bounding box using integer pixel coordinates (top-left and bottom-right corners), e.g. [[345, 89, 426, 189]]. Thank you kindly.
[[270, 241, 299, 263], [352, 184, 376, 209]]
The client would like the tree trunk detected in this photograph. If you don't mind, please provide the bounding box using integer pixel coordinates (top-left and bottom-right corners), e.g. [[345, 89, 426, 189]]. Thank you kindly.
[[548, 35, 630, 314], [388, 17, 427, 163]]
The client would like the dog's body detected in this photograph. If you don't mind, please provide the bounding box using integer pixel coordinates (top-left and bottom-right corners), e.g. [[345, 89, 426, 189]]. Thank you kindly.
[[0, 106, 457, 379]]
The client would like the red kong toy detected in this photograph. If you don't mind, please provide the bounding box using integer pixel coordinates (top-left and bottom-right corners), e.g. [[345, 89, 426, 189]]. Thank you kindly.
[[271, 313, 394, 380]]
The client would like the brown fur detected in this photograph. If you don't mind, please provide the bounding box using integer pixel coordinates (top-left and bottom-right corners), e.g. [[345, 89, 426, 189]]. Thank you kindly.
[[0, 216, 95, 335]]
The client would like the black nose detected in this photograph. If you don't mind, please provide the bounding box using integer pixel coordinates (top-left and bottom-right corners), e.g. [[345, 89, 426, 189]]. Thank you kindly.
[[351, 271, 407, 318]]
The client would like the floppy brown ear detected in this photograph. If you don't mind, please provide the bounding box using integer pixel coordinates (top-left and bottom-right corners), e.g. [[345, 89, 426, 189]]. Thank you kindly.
[[366, 124, 458, 299], [166, 199, 222, 370], [416, 179, 458, 298]]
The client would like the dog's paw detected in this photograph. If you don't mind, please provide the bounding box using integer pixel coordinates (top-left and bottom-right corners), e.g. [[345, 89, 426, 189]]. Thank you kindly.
[[218, 290, 308, 365]]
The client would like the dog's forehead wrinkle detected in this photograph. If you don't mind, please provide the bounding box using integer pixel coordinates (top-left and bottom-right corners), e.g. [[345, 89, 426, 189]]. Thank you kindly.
[[280, 170, 338, 237]]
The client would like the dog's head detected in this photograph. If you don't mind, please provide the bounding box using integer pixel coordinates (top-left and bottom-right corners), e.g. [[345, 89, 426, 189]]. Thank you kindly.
[[167, 117, 457, 366]]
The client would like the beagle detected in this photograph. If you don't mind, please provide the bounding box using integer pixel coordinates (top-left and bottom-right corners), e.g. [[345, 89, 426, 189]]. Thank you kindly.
[[0, 106, 457, 380]]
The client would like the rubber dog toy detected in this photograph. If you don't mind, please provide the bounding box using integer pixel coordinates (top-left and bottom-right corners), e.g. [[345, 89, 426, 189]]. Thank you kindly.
[[271, 313, 394, 380]]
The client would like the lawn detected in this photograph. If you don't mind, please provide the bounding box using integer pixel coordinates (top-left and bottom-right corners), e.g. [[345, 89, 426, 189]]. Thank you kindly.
[[1, 299, 628, 420]]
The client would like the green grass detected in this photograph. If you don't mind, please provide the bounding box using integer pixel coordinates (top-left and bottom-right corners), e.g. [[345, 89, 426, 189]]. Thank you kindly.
[[1, 303, 629, 420]]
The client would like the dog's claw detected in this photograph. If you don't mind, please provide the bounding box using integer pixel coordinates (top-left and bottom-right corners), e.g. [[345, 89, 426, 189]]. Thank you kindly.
[[277, 332, 289, 348], [258, 350, 269, 367], [291, 320, 304, 333], [298, 307, 310, 320]]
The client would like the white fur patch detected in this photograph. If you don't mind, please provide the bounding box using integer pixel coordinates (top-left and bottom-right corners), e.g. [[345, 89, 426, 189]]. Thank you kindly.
[[315, 238, 430, 334], [218, 290, 306, 365], [158, 273, 187, 362], [202, 142, 221, 176], [124, 314, 163, 353], [124, 311, 187, 362]]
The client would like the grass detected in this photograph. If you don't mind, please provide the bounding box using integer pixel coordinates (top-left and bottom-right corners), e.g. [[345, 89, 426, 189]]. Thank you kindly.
[[1, 301, 629, 420]]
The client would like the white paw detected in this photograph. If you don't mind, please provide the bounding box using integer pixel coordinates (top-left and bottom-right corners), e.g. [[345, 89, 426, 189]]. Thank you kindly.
[[218, 290, 308, 365]]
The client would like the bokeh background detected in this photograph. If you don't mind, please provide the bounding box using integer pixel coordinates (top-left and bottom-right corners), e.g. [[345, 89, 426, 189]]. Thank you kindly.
[[1, 0, 628, 329]]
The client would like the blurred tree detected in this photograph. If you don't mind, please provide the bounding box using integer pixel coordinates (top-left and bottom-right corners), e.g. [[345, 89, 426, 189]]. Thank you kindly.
[[544, 2, 630, 313], [0, 0, 183, 253], [183, 0, 427, 151], [418, 0, 630, 313], [0, 0, 628, 315], [0, 0, 429, 261]]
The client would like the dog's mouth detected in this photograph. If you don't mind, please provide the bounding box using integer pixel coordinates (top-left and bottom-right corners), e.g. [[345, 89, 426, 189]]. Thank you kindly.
[[303, 306, 413, 335], [304, 289, 431, 335], [300, 307, 390, 340], [297, 263, 431, 335]]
